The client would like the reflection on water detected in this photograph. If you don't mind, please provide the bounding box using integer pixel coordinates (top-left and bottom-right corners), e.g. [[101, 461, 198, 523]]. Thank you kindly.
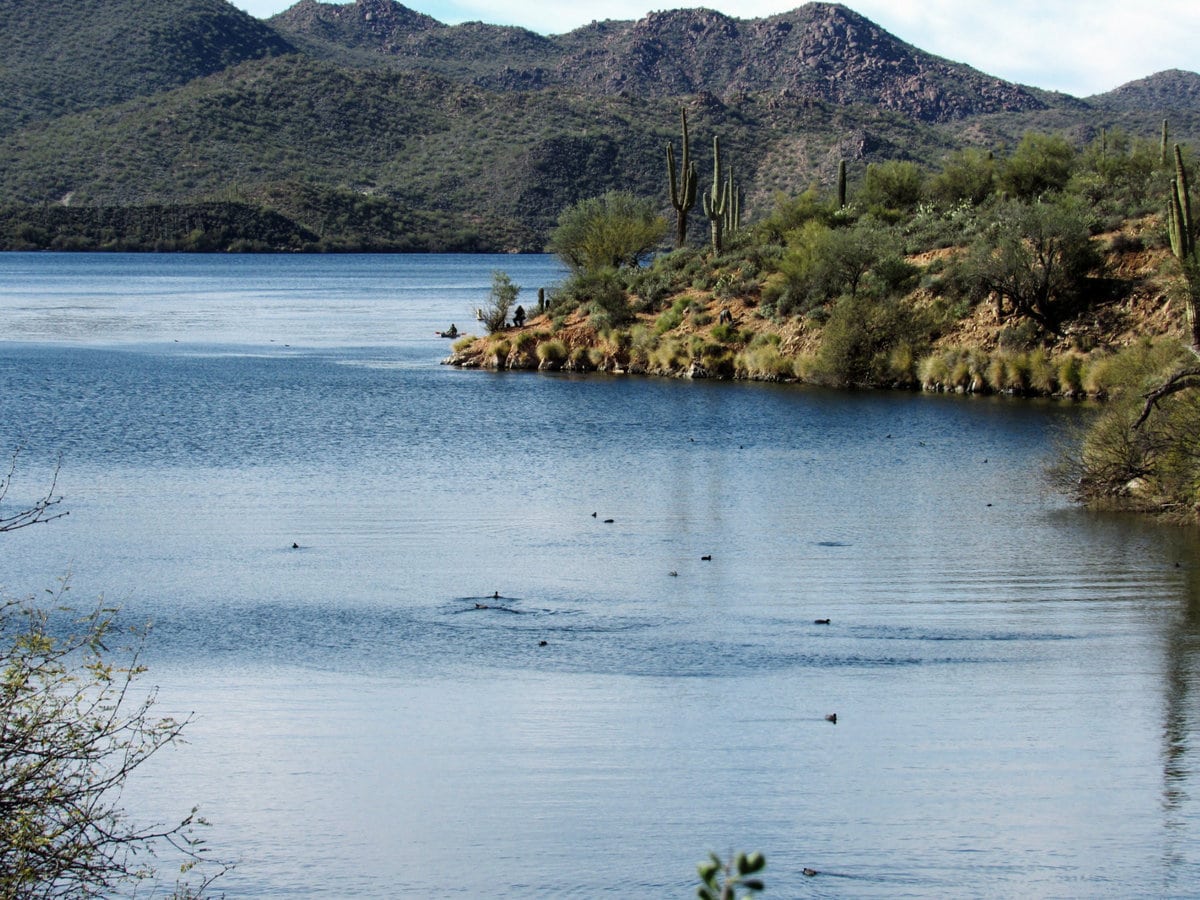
[[0, 253, 1198, 897]]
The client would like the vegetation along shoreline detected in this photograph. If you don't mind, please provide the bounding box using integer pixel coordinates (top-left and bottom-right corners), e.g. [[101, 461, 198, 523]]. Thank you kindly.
[[444, 117, 1200, 523]]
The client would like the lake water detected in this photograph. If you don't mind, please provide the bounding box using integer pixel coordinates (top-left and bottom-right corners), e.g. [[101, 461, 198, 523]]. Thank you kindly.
[[1, 253, 1198, 898]]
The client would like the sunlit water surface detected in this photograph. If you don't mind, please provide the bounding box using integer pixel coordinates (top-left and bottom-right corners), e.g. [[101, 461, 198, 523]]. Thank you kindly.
[[1, 253, 1198, 897]]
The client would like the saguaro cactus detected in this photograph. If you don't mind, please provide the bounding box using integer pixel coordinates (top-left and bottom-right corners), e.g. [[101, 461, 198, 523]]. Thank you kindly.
[[1135, 142, 1200, 427], [702, 135, 729, 253], [1168, 143, 1199, 349], [722, 164, 741, 237], [1169, 144, 1193, 259], [667, 108, 698, 249], [837, 158, 847, 208]]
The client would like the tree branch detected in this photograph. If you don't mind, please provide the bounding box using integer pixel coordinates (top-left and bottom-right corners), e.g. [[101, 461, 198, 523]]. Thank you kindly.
[[1134, 366, 1200, 429], [0, 449, 69, 532]]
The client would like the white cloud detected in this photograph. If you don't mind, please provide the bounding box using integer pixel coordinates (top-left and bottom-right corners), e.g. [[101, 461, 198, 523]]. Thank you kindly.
[[232, 0, 1200, 96]]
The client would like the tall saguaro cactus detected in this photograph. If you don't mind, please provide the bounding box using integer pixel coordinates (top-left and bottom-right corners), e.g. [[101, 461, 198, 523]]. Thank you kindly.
[[667, 108, 698, 249], [1168, 143, 1200, 352], [837, 159, 847, 209], [702, 135, 729, 253], [1169, 145, 1193, 258], [722, 163, 741, 238], [1134, 142, 1200, 427]]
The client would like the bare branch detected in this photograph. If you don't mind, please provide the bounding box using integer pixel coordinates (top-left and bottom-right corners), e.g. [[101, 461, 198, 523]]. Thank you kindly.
[[1133, 366, 1200, 429], [0, 449, 69, 533]]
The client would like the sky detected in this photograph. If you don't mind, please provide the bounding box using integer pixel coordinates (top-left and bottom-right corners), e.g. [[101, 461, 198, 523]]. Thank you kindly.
[[230, 0, 1199, 98]]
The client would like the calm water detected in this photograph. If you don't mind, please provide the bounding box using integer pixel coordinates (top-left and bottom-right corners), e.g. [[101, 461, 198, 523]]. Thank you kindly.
[[1, 253, 1198, 898]]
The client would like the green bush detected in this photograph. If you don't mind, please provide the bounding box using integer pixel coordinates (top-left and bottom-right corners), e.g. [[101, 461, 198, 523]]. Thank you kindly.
[[710, 322, 746, 344], [547, 191, 667, 273], [1000, 131, 1076, 199], [1068, 346, 1200, 515], [814, 293, 935, 387], [536, 339, 567, 367], [735, 340, 794, 380]]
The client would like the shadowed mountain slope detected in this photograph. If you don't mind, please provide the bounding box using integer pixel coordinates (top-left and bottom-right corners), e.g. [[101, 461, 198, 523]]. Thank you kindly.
[[0, 0, 294, 131]]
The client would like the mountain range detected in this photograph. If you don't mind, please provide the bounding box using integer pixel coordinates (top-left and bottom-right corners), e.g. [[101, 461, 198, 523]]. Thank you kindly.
[[2, 0, 1198, 251]]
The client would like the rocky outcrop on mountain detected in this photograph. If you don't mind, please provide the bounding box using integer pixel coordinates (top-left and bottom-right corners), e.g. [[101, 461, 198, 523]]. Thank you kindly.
[[271, 1, 1050, 124], [1089, 69, 1200, 111], [270, 0, 439, 51], [270, 0, 561, 73], [553, 5, 1047, 123]]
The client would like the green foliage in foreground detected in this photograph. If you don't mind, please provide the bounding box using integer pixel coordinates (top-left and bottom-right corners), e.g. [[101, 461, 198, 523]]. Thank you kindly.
[[697, 850, 766, 900], [0, 588, 224, 897], [1065, 341, 1200, 516]]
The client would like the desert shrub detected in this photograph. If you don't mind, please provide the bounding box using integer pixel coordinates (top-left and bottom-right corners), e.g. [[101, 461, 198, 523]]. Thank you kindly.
[[710, 323, 748, 344], [0, 588, 226, 898], [567, 346, 604, 371], [481, 270, 520, 334], [1082, 339, 1190, 397], [963, 198, 1102, 333], [764, 218, 889, 318], [869, 254, 921, 295], [627, 325, 658, 367], [654, 296, 698, 334], [918, 347, 994, 392], [1068, 354, 1200, 514], [755, 186, 833, 246], [536, 339, 567, 367], [1026, 348, 1058, 394], [997, 318, 1043, 351], [929, 148, 997, 207], [861, 160, 925, 222], [1107, 231, 1145, 253], [735, 338, 794, 380], [918, 351, 951, 389], [547, 191, 667, 272], [813, 293, 936, 386], [697, 342, 735, 376], [999, 131, 1076, 199], [1057, 353, 1085, 395], [881, 342, 918, 387], [649, 335, 689, 370]]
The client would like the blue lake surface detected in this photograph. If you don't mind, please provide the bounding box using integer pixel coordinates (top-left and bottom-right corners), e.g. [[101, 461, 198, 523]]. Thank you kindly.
[[1, 252, 1198, 897]]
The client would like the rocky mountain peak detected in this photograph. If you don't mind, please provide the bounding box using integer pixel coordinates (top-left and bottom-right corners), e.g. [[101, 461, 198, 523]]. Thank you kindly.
[[270, 0, 442, 51], [550, 2, 1045, 123], [1090, 69, 1200, 111]]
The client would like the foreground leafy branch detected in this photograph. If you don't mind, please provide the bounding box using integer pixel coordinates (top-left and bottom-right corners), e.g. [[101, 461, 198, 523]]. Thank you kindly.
[[1, 587, 224, 898], [696, 850, 765, 900]]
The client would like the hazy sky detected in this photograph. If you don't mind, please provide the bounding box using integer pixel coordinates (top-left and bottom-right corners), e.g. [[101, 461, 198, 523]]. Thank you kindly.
[[230, 0, 1199, 98]]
